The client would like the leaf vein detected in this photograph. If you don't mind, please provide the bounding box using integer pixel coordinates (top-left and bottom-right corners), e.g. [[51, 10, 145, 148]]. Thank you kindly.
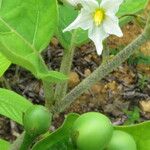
[[0, 17, 37, 53], [32, 3, 40, 47]]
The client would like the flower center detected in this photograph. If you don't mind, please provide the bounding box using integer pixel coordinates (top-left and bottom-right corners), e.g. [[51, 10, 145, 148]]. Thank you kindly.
[[94, 9, 105, 26]]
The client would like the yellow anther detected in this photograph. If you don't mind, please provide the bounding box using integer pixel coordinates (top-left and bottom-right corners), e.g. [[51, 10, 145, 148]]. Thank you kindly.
[[94, 9, 104, 26]]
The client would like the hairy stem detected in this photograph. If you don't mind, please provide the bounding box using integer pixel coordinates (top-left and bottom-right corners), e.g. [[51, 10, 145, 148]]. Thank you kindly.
[[54, 30, 77, 102], [43, 80, 54, 110], [54, 34, 147, 113], [53, 12, 150, 113], [102, 41, 110, 63], [19, 132, 34, 150]]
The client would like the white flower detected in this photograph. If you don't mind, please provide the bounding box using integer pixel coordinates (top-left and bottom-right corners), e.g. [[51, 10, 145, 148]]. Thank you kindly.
[[63, 0, 123, 55]]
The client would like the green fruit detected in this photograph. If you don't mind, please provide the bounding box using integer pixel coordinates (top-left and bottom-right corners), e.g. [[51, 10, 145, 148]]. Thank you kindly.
[[23, 105, 52, 137], [106, 130, 137, 150], [71, 112, 113, 150]]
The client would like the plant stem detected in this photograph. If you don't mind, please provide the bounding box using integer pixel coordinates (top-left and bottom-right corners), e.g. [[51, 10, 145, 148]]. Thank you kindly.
[[102, 41, 110, 63], [53, 12, 150, 113], [19, 132, 34, 150], [53, 34, 147, 113], [43, 80, 54, 110], [54, 30, 77, 102]]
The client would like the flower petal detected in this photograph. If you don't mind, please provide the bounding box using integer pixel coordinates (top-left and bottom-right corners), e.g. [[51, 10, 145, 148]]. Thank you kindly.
[[100, 0, 123, 14], [88, 24, 109, 55], [80, 0, 99, 12], [103, 14, 123, 37], [63, 9, 93, 32]]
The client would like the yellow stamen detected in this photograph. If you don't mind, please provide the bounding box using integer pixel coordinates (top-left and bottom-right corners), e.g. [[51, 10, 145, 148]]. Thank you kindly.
[[94, 9, 105, 26]]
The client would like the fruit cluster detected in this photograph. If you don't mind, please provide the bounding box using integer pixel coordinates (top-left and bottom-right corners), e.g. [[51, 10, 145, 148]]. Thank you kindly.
[[23, 105, 137, 150], [71, 112, 137, 150]]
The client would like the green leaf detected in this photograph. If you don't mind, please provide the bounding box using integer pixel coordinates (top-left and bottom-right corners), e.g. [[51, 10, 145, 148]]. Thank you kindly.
[[118, 0, 149, 25], [137, 55, 150, 65], [119, 0, 148, 15], [56, 4, 88, 50], [56, 0, 148, 49], [0, 0, 57, 52], [123, 106, 140, 125], [0, 52, 11, 77], [0, 88, 33, 124], [0, 139, 10, 150], [115, 121, 150, 150], [0, 0, 66, 82], [49, 138, 76, 150], [32, 113, 79, 150], [39, 71, 68, 83]]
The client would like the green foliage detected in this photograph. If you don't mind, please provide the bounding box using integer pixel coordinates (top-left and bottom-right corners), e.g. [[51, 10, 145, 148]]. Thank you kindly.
[[124, 107, 140, 125], [32, 112, 150, 150], [56, 0, 148, 49], [128, 51, 150, 66], [115, 121, 150, 150], [0, 52, 11, 77], [32, 113, 79, 150], [137, 55, 150, 65], [0, 139, 10, 150], [0, 0, 67, 82], [138, 75, 150, 89], [138, 74, 149, 90], [56, 4, 88, 50], [0, 88, 33, 124], [118, 0, 149, 25], [0, 1, 149, 149]]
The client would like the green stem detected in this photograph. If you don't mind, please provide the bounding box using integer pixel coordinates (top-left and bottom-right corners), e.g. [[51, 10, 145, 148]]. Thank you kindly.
[[53, 34, 147, 113], [43, 80, 54, 110], [102, 41, 110, 63], [19, 132, 34, 150], [53, 12, 150, 113], [54, 30, 77, 102]]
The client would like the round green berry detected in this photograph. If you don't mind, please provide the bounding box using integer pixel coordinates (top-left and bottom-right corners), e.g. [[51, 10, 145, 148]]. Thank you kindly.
[[71, 112, 113, 150], [106, 130, 137, 150], [23, 105, 52, 137]]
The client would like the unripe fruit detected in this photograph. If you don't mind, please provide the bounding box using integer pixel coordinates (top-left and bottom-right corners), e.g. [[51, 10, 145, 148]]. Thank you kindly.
[[71, 112, 113, 150], [23, 105, 52, 137], [106, 130, 137, 150]]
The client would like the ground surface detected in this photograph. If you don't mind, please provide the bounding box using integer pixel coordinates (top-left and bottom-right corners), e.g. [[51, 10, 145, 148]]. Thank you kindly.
[[0, 2, 150, 143]]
